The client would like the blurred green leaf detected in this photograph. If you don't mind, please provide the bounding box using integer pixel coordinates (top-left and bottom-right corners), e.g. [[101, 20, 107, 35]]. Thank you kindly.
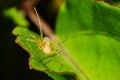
[[3, 7, 29, 27], [56, 0, 120, 80]]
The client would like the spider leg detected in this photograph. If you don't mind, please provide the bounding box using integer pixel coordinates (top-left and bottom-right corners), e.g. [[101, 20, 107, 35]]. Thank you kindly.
[[40, 51, 64, 71], [18, 33, 40, 43], [40, 54, 57, 63], [25, 34, 38, 42], [29, 48, 50, 69]]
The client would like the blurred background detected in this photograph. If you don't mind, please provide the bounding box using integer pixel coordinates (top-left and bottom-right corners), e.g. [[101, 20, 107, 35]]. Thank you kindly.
[[0, 0, 64, 80]]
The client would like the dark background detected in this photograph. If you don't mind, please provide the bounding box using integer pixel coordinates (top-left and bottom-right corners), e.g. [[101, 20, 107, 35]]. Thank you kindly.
[[0, 0, 64, 80]]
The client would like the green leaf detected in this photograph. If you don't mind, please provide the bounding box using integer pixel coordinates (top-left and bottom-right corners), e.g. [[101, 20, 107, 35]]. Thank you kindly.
[[56, 0, 120, 80], [3, 7, 29, 27], [46, 72, 76, 80], [12, 27, 77, 80]]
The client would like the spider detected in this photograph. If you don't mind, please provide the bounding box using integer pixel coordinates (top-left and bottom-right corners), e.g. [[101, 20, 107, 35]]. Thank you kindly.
[[24, 7, 63, 71], [25, 7, 59, 55]]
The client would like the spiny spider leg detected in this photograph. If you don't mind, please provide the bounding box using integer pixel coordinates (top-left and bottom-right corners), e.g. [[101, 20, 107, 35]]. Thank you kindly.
[[39, 53, 63, 71], [24, 34, 39, 43], [41, 54, 57, 64], [18, 33, 39, 43]]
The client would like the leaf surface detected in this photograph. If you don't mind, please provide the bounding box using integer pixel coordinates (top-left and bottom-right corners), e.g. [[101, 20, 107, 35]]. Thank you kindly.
[[56, 0, 120, 80]]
